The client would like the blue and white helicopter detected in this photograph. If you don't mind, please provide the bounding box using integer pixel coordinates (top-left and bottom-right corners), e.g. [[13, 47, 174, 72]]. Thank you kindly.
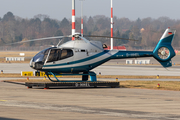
[[23, 27, 176, 82]]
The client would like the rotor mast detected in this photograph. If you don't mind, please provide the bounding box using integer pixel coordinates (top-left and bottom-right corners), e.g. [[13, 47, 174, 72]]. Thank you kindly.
[[111, 0, 113, 50], [72, 0, 75, 40]]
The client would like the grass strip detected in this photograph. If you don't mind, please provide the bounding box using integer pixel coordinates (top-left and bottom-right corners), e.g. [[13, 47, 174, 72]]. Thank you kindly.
[[120, 80, 180, 91]]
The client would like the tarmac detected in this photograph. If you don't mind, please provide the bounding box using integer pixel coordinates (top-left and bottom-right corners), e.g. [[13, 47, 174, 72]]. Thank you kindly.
[[0, 62, 180, 120], [0, 81, 180, 120]]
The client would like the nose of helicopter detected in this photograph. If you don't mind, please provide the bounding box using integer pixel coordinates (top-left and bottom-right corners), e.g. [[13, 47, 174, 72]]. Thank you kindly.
[[30, 47, 51, 70], [29, 51, 45, 70], [30, 58, 44, 70]]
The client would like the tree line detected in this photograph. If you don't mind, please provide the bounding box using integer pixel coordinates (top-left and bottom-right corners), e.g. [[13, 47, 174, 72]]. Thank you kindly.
[[0, 11, 180, 51]]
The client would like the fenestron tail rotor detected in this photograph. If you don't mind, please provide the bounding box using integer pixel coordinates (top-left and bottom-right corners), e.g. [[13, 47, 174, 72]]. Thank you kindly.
[[157, 47, 170, 60]]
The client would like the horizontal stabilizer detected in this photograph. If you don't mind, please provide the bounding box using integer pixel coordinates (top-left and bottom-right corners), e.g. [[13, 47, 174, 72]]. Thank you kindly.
[[159, 60, 172, 67]]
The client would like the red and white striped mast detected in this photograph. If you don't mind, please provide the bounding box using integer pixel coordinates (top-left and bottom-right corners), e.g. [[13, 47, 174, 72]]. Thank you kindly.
[[80, 0, 84, 36], [110, 0, 113, 50], [72, 0, 75, 40]]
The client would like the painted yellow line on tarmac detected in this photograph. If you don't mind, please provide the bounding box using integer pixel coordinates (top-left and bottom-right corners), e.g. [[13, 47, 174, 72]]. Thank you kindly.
[[0, 100, 7, 102]]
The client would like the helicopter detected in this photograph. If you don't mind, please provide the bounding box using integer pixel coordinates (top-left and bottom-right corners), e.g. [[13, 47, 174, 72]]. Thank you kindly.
[[5, 27, 176, 82], [14, 27, 174, 82]]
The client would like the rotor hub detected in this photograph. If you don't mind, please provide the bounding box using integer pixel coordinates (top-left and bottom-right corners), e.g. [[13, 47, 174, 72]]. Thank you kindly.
[[73, 32, 81, 38], [161, 51, 166, 56]]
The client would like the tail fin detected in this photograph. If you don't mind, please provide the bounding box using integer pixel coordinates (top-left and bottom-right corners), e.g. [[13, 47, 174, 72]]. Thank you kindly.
[[153, 28, 176, 67]]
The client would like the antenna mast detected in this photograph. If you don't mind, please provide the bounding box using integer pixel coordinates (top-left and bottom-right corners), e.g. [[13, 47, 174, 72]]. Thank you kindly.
[[111, 0, 113, 50], [72, 0, 75, 40], [80, 0, 84, 36]]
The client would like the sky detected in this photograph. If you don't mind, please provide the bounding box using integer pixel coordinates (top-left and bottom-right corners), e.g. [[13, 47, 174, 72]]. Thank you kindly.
[[0, 0, 180, 21]]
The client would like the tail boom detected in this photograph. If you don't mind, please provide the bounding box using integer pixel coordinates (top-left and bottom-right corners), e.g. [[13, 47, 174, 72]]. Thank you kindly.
[[111, 51, 153, 59], [110, 28, 176, 67]]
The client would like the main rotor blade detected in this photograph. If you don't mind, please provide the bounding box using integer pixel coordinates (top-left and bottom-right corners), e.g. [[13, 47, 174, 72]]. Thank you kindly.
[[5, 36, 66, 45], [83, 35, 138, 41], [79, 36, 90, 43]]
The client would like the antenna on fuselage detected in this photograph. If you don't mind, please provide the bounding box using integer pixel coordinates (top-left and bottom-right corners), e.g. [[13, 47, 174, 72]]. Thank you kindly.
[[56, 39, 63, 47]]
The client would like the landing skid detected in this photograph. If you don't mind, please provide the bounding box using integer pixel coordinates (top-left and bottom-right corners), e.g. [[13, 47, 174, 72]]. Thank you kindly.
[[45, 71, 97, 82]]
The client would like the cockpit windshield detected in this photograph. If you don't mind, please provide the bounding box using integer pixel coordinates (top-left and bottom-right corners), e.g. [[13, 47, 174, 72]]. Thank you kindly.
[[33, 47, 53, 63]]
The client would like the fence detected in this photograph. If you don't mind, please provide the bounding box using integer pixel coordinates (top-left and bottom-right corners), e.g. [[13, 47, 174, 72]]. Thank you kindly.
[[6, 57, 25, 61]]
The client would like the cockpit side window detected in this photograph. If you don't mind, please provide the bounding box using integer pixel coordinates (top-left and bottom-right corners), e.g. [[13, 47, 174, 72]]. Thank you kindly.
[[61, 49, 73, 60], [47, 49, 73, 62]]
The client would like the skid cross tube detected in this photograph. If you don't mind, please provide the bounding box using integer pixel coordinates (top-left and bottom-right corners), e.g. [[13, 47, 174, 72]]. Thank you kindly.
[[46, 72, 61, 82], [45, 71, 97, 82]]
